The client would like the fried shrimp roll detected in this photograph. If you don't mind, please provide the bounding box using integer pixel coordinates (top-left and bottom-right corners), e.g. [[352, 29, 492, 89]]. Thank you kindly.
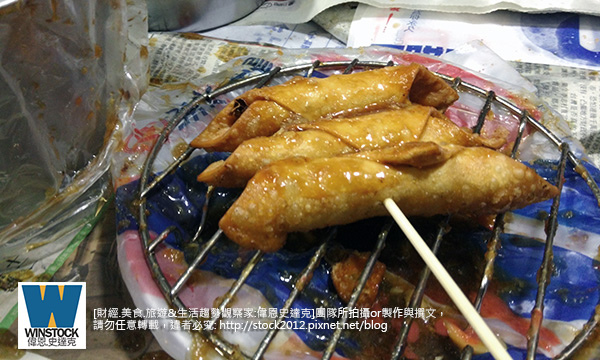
[[197, 105, 502, 187], [219, 144, 559, 252], [190, 63, 459, 152]]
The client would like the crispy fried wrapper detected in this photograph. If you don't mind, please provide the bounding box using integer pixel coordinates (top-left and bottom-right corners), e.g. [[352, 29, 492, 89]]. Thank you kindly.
[[219, 144, 559, 252], [197, 105, 504, 187], [190, 63, 459, 152]]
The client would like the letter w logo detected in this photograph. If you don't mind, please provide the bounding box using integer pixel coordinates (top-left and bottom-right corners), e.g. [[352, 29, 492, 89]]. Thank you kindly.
[[22, 285, 81, 328]]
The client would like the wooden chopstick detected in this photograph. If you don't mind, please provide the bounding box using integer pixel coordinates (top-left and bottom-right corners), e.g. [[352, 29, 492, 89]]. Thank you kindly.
[[384, 198, 512, 360]]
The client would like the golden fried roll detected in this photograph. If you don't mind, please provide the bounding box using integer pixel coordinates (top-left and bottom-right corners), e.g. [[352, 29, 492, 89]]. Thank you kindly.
[[191, 63, 459, 152], [292, 106, 505, 149], [219, 144, 559, 252], [198, 130, 350, 187], [197, 106, 503, 187], [350, 141, 461, 167]]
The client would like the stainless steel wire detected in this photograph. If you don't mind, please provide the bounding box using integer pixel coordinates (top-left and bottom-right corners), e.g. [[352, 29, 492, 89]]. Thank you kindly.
[[526, 143, 570, 360], [390, 218, 450, 360], [137, 59, 600, 360], [252, 237, 332, 360], [459, 110, 530, 360]]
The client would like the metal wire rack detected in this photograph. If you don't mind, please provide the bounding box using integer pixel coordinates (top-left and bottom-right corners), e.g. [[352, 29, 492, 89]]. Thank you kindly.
[[137, 59, 600, 360]]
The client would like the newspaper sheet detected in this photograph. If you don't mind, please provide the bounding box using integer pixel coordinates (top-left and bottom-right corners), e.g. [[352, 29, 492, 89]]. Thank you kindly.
[[148, 22, 344, 86], [348, 5, 600, 70], [233, 0, 600, 26], [513, 62, 600, 164]]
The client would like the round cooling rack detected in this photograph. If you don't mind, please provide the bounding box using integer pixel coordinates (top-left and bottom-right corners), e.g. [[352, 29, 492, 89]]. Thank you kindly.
[[133, 59, 600, 360]]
